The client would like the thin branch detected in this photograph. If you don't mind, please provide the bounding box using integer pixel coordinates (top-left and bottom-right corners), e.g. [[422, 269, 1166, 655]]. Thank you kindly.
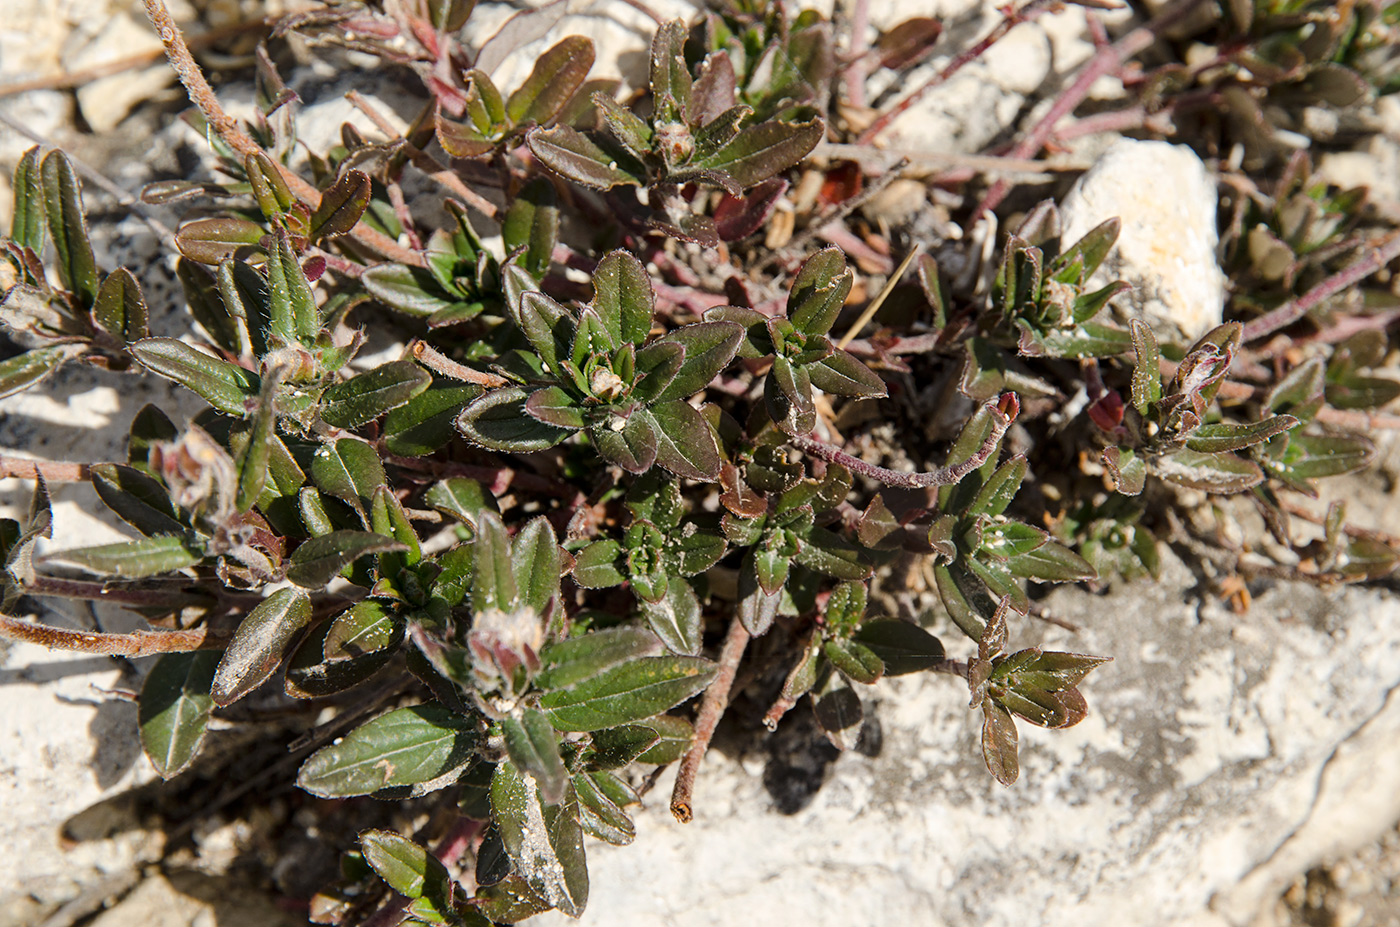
[[856, 0, 1057, 145], [792, 394, 1019, 490], [409, 340, 510, 388], [0, 456, 90, 482], [141, 0, 426, 267], [671, 615, 751, 823], [1240, 234, 1400, 342], [843, 0, 872, 110], [0, 613, 227, 656]]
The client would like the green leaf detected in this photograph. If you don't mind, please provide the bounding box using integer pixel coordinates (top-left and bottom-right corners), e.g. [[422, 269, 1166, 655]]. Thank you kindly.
[[286, 603, 404, 698], [633, 715, 694, 764], [501, 177, 559, 279], [1102, 446, 1147, 495], [574, 771, 636, 845], [503, 709, 568, 803], [360, 829, 452, 909], [527, 125, 642, 189], [969, 455, 1027, 517], [824, 637, 883, 685], [232, 387, 275, 514], [287, 531, 405, 588], [535, 627, 663, 691], [853, 620, 945, 675], [132, 338, 260, 416], [371, 486, 422, 567], [266, 229, 318, 342], [10, 147, 45, 253], [310, 169, 371, 241], [805, 350, 885, 398], [823, 581, 866, 638], [572, 540, 627, 588], [490, 762, 589, 917], [583, 725, 660, 770], [795, 526, 870, 580], [589, 250, 654, 347], [40, 150, 98, 307], [506, 35, 595, 126], [1184, 416, 1298, 453], [652, 321, 743, 402], [212, 587, 312, 706], [649, 19, 692, 123], [593, 93, 652, 162], [524, 385, 586, 430], [298, 704, 479, 798], [459, 387, 575, 453], [646, 401, 722, 481], [174, 216, 264, 265], [593, 413, 659, 474], [49, 535, 201, 579], [245, 151, 295, 219], [423, 477, 494, 528], [512, 516, 561, 616], [91, 463, 184, 536], [127, 404, 178, 472], [138, 651, 220, 779], [539, 656, 715, 731], [671, 529, 725, 576], [637, 575, 702, 656], [766, 355, 816, 436], [0, 346, 70, 401], [1005, 537, 1095, 583], [1155, 449, 1264, 493], [1267, 433, 1375, 481], [981, 700, 1019, 786], [93, 268, 150, 343], [362, 263, 458, 317], [310, 437, 386, 516], [321, 360, 432, 430], [473, 510, 518, 613], [693, 117, 824, 188], [786, 247, 852, 336], [383, 381, 481, 457]]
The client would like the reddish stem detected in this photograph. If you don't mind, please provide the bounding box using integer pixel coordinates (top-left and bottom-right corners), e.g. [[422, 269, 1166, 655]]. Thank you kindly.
[[1240, 234, 1400, 342], [792, 394, 1019, 490], [671, 615, 751, 823]]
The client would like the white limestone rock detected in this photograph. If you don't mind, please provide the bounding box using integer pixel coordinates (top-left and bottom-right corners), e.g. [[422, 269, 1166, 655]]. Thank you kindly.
[[535, 549, 1400, 927], [1060, 138, 1225, 340]]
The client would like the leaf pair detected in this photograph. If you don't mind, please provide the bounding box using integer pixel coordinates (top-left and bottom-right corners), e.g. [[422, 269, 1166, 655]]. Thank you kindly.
[[458, 251, 741, 480]]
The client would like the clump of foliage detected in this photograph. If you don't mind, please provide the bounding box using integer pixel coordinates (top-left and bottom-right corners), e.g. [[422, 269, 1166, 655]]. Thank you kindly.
[[3, 0, 1400, 923]]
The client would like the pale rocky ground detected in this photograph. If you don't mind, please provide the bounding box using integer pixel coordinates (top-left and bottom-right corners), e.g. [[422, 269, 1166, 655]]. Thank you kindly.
[[3, 1, 1400, 926]]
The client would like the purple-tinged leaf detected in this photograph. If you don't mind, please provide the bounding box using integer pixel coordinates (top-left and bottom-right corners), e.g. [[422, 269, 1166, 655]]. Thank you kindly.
[[652, 321, 742, 402], [310, 169, 371, 240], [459, 387, 575, 452], [506, 35, 595, 126], [175, 216, 264, 266], [286, 531, 405, 588], [693, 117, 824, 188], [981, 700, 1019, 785], [527, 125, 641, 189], [212, 587, 311, 706], [714, 177, 787, 241], [40, 150, 98, 307], [646, 401, 722, 481]]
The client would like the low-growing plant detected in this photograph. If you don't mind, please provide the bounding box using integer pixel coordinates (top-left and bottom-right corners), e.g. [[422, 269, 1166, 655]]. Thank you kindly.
[[3, 0, 1400, 923]]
